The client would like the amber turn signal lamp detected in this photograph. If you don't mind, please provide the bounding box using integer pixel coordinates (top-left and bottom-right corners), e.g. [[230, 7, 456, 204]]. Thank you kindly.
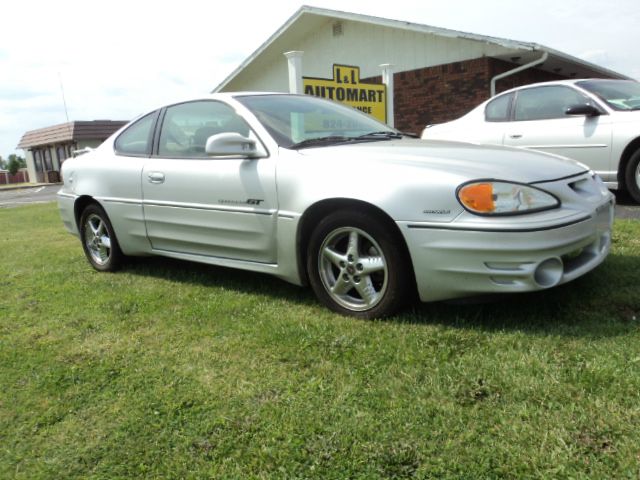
[[458, 183, 495, 213]]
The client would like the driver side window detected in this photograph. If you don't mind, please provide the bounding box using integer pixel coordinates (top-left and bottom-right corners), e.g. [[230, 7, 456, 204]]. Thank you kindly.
[[513, 86, 591, 121], [158, 101, 252, 158]]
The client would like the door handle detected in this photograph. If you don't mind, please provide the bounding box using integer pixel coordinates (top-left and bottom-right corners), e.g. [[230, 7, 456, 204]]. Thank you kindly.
[[147, 172, 165, 184], [508, 134, 523, 139]]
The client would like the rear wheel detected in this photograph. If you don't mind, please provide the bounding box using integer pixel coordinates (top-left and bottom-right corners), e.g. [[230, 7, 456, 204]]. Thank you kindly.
[[624, 149, 640, 203], [79, 204, 124, 271], [307, 210, 412, 319]]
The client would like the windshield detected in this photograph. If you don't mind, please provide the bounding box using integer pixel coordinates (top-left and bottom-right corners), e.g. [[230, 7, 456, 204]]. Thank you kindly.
[[235, 94, 397, 148], [577, 80, 640, 111]]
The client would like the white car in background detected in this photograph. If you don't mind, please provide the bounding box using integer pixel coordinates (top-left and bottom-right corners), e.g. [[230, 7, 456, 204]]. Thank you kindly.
[[58, 93, 614, 318], [422, 79, 640, 202]]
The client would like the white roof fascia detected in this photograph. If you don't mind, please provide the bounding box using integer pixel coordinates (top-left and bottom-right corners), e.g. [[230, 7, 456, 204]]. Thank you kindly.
[[212, 5, 539, 92], [299, 5, 538, 51], [213, 5, 630, 92]]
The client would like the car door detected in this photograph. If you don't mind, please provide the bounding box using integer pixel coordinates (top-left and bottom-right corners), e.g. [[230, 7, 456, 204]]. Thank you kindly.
[[141, 100, 278, 264], [502, 85, 613, 177]]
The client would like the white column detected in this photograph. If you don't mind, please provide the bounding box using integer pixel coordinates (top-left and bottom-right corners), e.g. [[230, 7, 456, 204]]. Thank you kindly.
[[284, 51, 305, 141], [380, 63, 395, 128], [284, 51, 304, 94]]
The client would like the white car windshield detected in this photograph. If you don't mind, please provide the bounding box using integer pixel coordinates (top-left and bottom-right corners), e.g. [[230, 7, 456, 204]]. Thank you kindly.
[[577, 80, 640, 111], [236, 94, 399, 148]]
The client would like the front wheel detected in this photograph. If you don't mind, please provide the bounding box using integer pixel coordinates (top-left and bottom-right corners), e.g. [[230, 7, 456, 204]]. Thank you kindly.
[[624, 149, 640, 203], [307, 211, 412, 319], [79, 204, 124, 271]]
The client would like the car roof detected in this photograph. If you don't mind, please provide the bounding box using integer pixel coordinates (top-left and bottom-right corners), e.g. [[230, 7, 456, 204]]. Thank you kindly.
[[498, 78, 637, 96], [147, 91, 295, 112]]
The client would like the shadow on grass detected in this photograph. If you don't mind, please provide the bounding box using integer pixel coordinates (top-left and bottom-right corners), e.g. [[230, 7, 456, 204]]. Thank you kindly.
[[403, 252, 640, 339], [121, 255, 318, 308], [613, 189, 636, 207], [120, 252, 640, 339]]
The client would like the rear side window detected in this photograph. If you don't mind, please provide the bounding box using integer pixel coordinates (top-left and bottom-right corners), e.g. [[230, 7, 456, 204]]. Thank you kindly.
[[114, 112, 157, 156], [485, 93, 513, 122]]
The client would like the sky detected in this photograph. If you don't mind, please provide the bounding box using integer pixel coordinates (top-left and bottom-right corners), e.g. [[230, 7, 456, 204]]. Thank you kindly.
[[1, 0, 639, 158]]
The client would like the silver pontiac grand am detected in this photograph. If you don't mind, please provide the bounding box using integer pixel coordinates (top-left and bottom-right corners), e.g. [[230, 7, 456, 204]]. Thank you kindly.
[[58, 93, 614, 318]]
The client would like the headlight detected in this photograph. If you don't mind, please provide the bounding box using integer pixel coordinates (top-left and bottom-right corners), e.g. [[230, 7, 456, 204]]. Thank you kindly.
[[457, 180, 560, 215]]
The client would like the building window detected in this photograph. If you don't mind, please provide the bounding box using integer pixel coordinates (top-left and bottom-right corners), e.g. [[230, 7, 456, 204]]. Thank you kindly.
[[43, 149, 52, 171], [56, 146, 67, 165], [34, 150, 44, 172]]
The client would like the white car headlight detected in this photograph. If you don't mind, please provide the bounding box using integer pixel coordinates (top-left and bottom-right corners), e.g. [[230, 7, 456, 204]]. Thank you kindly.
[[457, 180, 560, 215]]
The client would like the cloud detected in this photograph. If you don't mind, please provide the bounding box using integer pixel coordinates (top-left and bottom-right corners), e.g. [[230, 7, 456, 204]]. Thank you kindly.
[[0, 85, 48, 101]]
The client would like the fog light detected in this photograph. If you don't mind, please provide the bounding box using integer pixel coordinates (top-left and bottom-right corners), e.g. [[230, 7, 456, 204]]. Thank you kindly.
[[534, 258, 563, 288]]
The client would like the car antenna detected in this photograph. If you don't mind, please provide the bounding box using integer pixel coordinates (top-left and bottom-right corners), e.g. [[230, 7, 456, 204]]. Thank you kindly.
[[58, 72, 71, 123], [59, 72, 77, 157]]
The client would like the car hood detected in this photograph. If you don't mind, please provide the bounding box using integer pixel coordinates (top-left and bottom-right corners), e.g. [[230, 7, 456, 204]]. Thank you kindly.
[[297, 138, 587, 183]]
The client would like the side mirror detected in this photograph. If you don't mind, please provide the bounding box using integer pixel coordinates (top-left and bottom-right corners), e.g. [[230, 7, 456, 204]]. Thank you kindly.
[[565, 103, 601, 117], [205, 132, 263, 158]]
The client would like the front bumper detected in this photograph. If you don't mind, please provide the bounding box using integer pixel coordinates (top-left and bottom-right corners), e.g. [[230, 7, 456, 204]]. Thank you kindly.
[[400, 199, 614, 302]]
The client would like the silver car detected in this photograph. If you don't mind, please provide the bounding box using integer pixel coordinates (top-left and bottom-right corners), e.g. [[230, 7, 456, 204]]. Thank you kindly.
[[422, 79, 640, 203], [58, 93, 614, 318]]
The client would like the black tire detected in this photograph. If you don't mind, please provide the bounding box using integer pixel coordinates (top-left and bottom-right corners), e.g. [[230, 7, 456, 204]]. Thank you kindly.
[[307, 210, 412, 319], [624, 149, 640, 204], [79, 203, 124, 272]]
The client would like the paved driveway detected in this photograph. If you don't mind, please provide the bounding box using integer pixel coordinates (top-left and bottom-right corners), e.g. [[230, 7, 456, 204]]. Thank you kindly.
[[0, 185, 60, 208], [0, 184, 639, 220]]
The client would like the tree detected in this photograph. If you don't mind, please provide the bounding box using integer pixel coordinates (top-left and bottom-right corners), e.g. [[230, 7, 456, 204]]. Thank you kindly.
[[6, 154, 26, 175], [0, 156, 5, 170], [8, 154, 26, 168]]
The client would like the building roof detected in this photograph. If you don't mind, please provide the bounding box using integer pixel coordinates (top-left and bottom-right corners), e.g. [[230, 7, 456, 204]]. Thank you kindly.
[[17, 120, 128, 149], [213, 5, 630, 92]]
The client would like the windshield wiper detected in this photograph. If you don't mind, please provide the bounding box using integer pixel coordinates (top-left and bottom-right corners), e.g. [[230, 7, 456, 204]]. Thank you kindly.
[[288, 131, 414, 150], [356, 130, 421, 139], [399, 131, 419, 138], [288, 136, 352, 149], [354, 131, 403, 140]]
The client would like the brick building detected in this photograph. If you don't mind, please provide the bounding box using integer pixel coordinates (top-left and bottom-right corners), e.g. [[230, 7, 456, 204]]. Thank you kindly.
[[380, 57, 566, 134], [214, 6, 629, 135]]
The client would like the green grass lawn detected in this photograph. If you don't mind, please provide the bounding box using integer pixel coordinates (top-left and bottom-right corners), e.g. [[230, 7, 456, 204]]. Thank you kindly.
[[1, 203, 639, 479]]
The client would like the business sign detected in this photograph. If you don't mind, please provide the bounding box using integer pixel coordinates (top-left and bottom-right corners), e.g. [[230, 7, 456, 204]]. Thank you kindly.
[[303, 64, 387, 123]]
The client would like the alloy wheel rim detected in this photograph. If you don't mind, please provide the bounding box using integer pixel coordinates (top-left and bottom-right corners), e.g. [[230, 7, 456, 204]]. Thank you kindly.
[[318, 227, 388, 311], [84, 214, 112, 266]]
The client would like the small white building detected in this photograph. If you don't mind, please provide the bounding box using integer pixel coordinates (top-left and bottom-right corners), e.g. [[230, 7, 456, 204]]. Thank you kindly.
[[17, 120, 127, 183]]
